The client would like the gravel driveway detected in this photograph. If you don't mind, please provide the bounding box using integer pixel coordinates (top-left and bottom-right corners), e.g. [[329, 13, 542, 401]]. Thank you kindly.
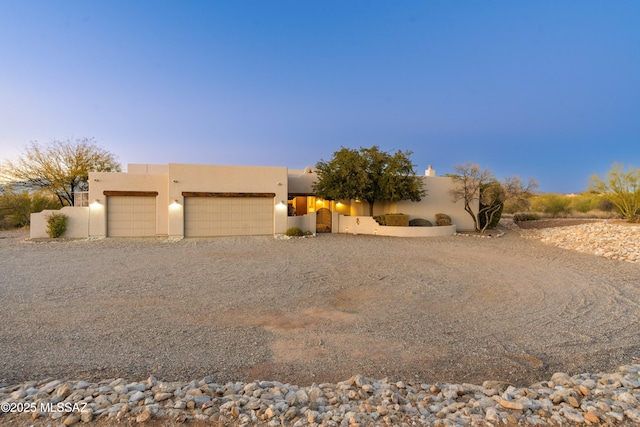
[[1, 228, 638, 387]]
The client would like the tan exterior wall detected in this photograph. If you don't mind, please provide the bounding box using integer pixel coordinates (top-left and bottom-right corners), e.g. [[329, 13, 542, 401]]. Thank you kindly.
[[30, 207, 89, 239], [127, 164, 169, 174], [287, 214, 316, 234], [288, 167, 317, 195], [338, 215, 457, 237], [394, 176, 477, 231]]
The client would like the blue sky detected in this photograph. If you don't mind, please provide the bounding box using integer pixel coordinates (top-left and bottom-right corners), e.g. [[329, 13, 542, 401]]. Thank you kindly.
[[1, 1, 639, 193]]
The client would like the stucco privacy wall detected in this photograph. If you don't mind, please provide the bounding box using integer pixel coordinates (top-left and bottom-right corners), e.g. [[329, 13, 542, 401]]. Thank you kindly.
[[167, 163, 288, 236], [30, 206, 89, 238], [339, 215, 457, 237], [395, 176, 475, 231], [287, 214, 316, 234], [88, 169, 167, 237]]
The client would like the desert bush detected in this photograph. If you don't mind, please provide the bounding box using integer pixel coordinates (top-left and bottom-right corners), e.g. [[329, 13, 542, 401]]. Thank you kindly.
[[373, 214, 409, 226], [285, 227, 304, 237], [0, 217, 12, 230], [591, 163, 640, 222], [569, 192, 600, 213], [503, 199, 525, 214], [530, 193, 572, 217], [46, 213, 67, 238], [0, 190, 61, 228], [409, 218, 432, 227], [303, 230, 313, 236], [435, 213, 451, 226], [596, 196, 616, 212], [513, 212, 540, 222]]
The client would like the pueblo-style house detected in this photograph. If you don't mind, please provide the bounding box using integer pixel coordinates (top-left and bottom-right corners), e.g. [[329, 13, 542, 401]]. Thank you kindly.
[[30, 163, 477, 239]]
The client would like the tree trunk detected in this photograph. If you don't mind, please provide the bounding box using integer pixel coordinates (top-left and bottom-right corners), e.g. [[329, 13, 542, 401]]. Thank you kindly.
[[368, 200, 375, 216], [464, 200, 480, 232]]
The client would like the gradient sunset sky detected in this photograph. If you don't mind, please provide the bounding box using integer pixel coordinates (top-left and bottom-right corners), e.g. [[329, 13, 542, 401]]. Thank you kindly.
[[1, 1, 639, 192]]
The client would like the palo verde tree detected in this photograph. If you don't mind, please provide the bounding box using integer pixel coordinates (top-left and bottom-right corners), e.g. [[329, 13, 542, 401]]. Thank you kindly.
[[0, 138, 121, 206], [450, 162, 537, 233], [313, 146, 425, 216], [590, 163, 640, 222]]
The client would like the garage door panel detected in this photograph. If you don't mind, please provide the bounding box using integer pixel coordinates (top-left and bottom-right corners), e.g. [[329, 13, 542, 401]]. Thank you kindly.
[[184, 197, 273, 237], [107, 196, 156, 237]]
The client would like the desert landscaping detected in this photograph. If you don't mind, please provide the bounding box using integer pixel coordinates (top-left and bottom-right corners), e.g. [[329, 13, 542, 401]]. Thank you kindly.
[[1, 220, 639, 425]]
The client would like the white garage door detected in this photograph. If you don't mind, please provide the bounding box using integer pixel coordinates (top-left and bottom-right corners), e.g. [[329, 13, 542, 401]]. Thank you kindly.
[[107, 195, 156, 237], [184, 196, 273, 237]]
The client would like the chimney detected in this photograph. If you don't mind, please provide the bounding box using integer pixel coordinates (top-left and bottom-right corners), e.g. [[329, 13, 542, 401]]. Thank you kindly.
[[425, 165, 435, 177]]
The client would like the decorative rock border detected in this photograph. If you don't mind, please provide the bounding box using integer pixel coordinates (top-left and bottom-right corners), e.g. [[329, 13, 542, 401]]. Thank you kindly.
[[518, 221, 640, 264], [2, 364, 639, 425]]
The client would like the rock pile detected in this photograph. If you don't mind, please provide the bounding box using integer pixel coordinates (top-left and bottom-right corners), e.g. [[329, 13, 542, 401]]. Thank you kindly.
[[519, 221, 640, 264], [2, 364, 640, 425]]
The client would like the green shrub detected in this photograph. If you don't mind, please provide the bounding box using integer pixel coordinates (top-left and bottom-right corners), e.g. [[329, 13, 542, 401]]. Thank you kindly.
[[0, 190, 61, 228], [569, 193, 600, 213], [435, 213, 451, 226], [285, 227, 304, 237], [303, 230, 314, 236], [513, 212, 540, 222], [46, 213, 68, 238], [530, 194, 572, 217]]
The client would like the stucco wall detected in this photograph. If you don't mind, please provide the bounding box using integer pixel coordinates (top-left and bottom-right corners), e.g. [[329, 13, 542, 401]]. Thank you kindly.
[[338, 215, 456, 237], [288, 167, 316, 195], [287, 214, 316, 234], [394, 176, 477, 231], [30, 207, 89, 239]]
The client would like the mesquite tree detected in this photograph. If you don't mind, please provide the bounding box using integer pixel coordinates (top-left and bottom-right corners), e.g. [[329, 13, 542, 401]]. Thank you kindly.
[[313, 146, 425, 216], [1, 138, 121, 206]]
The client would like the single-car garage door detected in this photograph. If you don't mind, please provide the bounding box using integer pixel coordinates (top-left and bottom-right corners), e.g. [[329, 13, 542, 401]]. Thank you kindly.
[[184, 195, 274, 237], [106, 194, 157, 237]]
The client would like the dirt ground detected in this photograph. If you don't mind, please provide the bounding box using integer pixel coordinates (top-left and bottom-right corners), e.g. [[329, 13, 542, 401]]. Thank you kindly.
[[1, 224, 639, 391]]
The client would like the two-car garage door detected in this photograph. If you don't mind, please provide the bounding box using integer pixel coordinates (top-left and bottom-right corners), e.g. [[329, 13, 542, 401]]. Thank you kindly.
[[184, 196, 273, 237]]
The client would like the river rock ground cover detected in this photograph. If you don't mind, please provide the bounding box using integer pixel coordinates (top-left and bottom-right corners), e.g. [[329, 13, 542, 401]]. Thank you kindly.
[[0, 221, 638, 425]]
